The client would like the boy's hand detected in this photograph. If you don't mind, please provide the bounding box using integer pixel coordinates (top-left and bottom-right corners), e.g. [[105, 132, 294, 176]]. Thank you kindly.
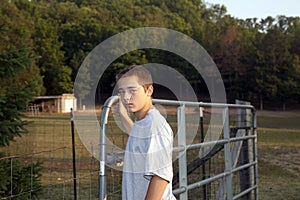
[[117, 96, 128, 118], [112, 96, 133, 134], [112, 96, 128, 119]]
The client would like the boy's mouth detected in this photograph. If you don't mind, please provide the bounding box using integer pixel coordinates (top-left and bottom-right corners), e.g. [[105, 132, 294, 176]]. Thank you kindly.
[[126, 103, 133, 107]]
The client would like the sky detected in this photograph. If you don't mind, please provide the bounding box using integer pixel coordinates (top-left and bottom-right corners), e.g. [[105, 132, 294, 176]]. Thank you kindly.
[[204, 0, 300, 19]]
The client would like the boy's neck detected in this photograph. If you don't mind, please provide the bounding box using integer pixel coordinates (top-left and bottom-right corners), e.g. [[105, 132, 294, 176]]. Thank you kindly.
[[134, 100, 153, 121]]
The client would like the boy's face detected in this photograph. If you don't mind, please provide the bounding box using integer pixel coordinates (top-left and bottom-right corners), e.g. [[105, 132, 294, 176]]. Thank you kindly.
[[117, 75, 153, 114]]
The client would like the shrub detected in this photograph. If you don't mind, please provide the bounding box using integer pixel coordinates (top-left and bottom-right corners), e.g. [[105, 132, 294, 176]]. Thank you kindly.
[[0, 153, 43, 199]]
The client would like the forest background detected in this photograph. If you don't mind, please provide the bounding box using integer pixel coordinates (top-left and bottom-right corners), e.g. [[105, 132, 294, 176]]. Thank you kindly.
[[1, 0, 300, 111]]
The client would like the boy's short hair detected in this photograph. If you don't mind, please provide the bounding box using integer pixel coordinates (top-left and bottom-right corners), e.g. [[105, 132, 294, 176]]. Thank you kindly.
[[116, 65, 153, 87]]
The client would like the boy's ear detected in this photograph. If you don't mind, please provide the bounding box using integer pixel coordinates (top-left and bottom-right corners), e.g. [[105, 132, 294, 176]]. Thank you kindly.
[[147, 85, 153, 96]]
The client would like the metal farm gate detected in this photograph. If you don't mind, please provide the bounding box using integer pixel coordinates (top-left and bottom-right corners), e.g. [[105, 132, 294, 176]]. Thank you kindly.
[[99, 96, 258, 200]]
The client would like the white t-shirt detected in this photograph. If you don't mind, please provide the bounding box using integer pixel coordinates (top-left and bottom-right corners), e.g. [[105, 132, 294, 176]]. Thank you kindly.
[[122, 108, 176, 200]]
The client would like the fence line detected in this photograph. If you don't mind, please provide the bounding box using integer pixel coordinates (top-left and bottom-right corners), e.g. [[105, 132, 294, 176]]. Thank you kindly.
[[0, 113, 100, 200]]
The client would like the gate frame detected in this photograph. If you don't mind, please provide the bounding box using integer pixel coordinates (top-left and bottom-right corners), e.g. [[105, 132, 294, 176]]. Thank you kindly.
[[99, 96, 258, 200]]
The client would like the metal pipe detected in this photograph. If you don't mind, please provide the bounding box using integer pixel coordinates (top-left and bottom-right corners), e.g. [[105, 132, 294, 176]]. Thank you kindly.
[[99, 96, 118, 200], [200, 107, 207, 200], [70, 108, 77, 200], [252, 109, 259, 199], [233, 185, 258, 200]]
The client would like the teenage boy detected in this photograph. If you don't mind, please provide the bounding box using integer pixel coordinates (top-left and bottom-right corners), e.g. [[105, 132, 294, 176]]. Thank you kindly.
[[115, 65, 176, 200]]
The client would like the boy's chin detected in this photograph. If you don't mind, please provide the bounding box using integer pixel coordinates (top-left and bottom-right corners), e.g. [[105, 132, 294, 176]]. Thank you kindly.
[[126, 107, 135, 113], [128, 108, 137, 113]]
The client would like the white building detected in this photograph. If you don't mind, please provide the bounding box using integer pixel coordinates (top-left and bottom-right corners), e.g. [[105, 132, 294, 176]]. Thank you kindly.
[[31, 94, 77, 113]]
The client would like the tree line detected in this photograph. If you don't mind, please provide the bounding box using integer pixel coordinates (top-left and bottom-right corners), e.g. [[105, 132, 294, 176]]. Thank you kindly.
[[1, 0, 300, 109]]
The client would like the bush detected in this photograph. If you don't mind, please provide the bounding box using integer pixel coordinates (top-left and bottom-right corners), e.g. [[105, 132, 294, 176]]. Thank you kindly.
[[0, 153, 43, 199]]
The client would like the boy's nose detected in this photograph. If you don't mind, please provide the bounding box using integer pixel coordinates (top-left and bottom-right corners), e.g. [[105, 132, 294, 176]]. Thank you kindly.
[[123, 91, 131, 100]]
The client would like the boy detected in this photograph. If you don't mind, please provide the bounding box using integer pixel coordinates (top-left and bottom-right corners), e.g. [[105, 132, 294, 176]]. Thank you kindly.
[[115, 65, 176, 200]]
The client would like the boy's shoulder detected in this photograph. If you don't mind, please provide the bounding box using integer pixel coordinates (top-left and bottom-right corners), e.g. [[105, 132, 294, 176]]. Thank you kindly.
[[148, 107, 164, 120], [148, 108, 171, 130], [134, 108, 165, 126]]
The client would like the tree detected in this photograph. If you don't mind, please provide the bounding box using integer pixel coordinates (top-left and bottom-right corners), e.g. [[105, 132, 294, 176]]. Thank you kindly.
[[0, 44, 41, 146], [33, 18, 72, 95], [0, 25, 42, 197], [254, 25, 292, 109], [1, 0, 299, 107], [214, 24, 243, 99]]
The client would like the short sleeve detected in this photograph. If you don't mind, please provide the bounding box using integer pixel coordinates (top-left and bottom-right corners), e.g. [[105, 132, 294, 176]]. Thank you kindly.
[[144, 123, 173, 183]]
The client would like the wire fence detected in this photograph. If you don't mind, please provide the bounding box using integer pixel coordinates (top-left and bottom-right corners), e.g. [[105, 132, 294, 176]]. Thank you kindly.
[[0, 115, 99, 200]]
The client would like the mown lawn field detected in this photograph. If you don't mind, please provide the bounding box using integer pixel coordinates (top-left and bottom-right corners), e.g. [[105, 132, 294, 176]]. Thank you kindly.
[[256, 110, 300, 200], [1, 109, 299, 199]]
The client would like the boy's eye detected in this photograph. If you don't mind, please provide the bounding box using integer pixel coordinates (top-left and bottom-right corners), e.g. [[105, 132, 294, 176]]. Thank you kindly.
[[129, 89, 138, 94], [117, 86, 143, 96], [118, 90, 125, 95]]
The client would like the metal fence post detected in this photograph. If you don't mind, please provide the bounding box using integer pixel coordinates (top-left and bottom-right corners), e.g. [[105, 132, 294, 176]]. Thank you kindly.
[[70, 108, 77, 200], [99, 96, 118, 200], [177, 105, 188, 200], [99, 101, 110, 200], [99, 121, 107, 200], [200, 107, 207, 200], [252, 109, 259, 200]]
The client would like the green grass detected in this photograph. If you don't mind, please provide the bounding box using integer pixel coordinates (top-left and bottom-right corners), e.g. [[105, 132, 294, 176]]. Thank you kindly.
[[257, 110, 300, 130], [258, 116, 300, 130], [1, 110, 300, 199], [258, 129, 300, 146], [256, 111, 300, 200]]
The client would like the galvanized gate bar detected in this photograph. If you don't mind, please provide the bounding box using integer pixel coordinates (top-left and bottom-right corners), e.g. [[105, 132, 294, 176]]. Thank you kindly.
[[177, 105, 188, 200], [172, 135, 256, 153], [233, 185, 258, 200], [99, 96, 118, 200]]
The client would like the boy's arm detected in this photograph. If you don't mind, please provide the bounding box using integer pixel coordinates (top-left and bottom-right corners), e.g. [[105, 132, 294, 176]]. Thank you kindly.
[[112, 97, 133, 134], [145, 176, 168, 200]]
